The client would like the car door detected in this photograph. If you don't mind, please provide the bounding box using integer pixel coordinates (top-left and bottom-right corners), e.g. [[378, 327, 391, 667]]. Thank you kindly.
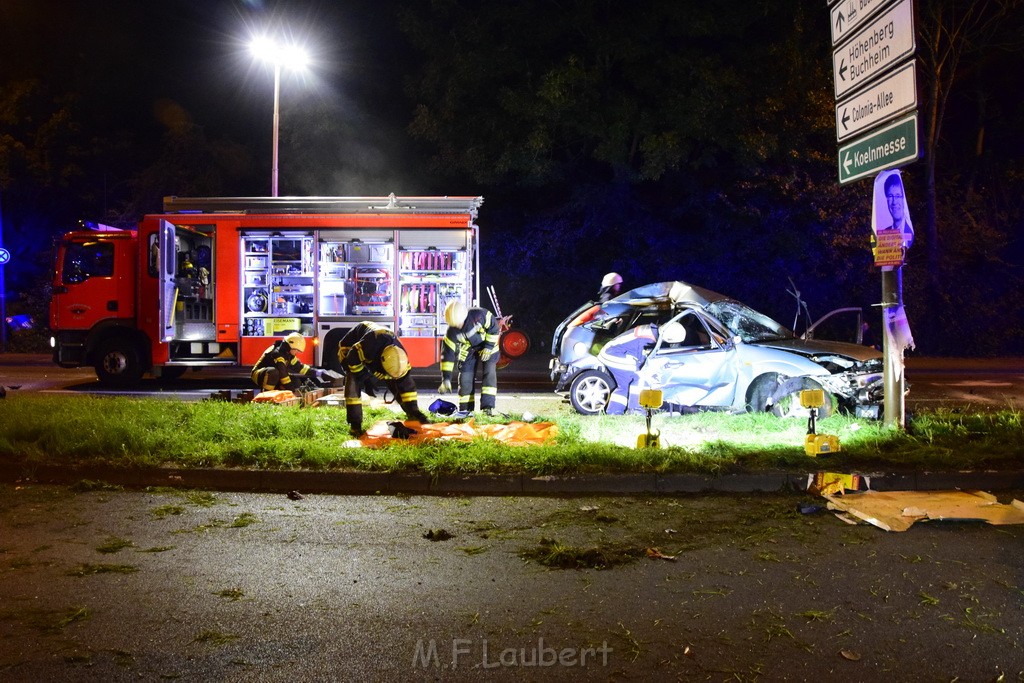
[[802, 307, 865, 344], [158, 219, 177, 342], [638, 310, 740, 408]]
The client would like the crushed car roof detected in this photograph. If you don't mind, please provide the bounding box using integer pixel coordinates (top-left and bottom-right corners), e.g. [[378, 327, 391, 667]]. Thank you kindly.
[[610, 281, 730, 307]]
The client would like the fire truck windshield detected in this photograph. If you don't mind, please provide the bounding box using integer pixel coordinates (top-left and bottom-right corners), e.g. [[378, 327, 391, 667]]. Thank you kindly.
[[63, 241, 114, 284]]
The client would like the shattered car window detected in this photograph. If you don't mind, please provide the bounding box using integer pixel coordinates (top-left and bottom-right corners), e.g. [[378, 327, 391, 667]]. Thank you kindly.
[[706, 301, 792, 343]]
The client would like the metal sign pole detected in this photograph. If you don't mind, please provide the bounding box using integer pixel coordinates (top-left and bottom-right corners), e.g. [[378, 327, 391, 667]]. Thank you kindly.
[[881, 267, 906, 428], [829, 0, 918, 430], [0, 191, 6, 352]]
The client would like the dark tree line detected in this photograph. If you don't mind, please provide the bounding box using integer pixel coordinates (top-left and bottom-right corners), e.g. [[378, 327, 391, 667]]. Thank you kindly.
[[394, 0, 1024, 355], [1, 0, 1022, 354]]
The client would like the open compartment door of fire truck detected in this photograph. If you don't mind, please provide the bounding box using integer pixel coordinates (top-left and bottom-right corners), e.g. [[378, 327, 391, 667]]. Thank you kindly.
[[158, 220, 177, 342]]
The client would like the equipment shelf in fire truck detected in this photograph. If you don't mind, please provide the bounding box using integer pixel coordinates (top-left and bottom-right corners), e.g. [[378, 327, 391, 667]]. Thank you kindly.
[[49, 195, 482, 385]]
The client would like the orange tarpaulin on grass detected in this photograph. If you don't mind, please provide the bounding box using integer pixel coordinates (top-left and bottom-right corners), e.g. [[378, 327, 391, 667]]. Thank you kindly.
[[252, 390, 298, 403], [358, 419, 558, 447]]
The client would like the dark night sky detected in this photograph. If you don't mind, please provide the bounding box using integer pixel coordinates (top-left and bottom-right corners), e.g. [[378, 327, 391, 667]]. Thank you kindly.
[[1, 0, 417, 191], [3, 0, 1024, 354]]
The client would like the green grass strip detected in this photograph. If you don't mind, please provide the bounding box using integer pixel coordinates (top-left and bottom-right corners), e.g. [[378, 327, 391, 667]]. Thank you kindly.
[[1, 396, 1022, 475]]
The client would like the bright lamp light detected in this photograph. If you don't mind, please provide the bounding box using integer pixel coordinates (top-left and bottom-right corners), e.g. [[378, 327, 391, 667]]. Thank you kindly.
[[248, 35, 310, 196]]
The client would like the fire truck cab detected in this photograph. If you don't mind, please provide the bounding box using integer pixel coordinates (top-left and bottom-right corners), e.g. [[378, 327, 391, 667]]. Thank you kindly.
[[49, 195, 482, 386]]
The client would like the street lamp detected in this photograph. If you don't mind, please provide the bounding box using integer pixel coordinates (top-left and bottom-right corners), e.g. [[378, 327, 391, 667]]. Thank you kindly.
[[249, 36, 309, 197]]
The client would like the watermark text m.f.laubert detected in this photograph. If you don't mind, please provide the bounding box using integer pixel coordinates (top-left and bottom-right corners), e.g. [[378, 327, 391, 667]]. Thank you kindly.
[[412, 638, 613, 670]]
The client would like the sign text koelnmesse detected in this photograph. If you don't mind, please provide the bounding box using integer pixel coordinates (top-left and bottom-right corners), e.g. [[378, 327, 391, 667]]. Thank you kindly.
[[838, 113, 918, 185]]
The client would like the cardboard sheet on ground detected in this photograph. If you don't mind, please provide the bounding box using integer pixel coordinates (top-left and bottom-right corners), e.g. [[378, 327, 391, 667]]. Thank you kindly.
[[358, 419, 558, 447], [823, 490, 1024, 532]]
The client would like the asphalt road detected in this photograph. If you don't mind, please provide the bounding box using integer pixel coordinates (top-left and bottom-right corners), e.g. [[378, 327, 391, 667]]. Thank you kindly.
[[2, 484, 1024, 682]]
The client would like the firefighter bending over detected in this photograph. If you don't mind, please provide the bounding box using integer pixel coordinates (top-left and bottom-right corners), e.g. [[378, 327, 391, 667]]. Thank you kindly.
[[597, 322, 684, 414], [251, 332, 323, 391], [337, 322, 429, 436], [439, 301, 501, 414]]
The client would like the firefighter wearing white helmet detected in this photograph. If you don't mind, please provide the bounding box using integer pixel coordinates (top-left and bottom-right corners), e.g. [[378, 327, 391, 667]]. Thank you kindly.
[[598, 272, 624, 303], [439, 300, 501, 414], [251, 332, 324, 391], [336, 321, 428, 435]]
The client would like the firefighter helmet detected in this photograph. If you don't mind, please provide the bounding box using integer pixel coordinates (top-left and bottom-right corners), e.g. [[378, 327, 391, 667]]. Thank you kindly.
[[660, 322, 686, 345], [444, 300, 468, 329], [601, 272, 623, 288], [381, 345, 410, 378], [284, 332, 306, 353]]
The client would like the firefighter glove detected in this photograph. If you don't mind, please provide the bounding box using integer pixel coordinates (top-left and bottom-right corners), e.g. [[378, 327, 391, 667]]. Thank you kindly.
[[438, 379, 452, 394], [388, 421, 417, 439]]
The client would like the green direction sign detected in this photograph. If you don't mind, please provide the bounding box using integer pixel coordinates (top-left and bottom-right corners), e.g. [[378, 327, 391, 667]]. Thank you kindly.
[[838, 113, 918, 185]]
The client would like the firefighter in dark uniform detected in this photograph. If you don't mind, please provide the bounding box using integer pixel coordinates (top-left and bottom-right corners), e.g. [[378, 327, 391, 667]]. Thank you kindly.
[[337, 322, 429, 436], [251, 332, 321, 391], [438, 301, 501, 414]]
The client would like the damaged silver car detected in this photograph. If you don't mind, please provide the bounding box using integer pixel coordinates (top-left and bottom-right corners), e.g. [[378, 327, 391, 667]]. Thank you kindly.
[[549, 281, 883, 418]]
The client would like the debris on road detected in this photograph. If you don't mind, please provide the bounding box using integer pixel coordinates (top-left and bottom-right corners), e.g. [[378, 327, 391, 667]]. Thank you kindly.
[[645, 547, 677, 561], [796, 502, 826, 515], [806, 471, 868, 496], [423, 529, 453, 541], [822, 489, 1024, 532]]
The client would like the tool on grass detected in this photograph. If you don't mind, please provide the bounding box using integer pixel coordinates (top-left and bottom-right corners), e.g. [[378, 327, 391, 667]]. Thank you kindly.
[[802, 388, 840, 456], [636, 388, 663, 448]]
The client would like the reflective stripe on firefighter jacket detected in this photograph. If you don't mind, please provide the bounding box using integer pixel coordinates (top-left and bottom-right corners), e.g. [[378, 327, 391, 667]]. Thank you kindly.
[[441, 308, 500, 412], [250, 341, 314, 391], [337, 321, 426, 431], [440, 308, 500, 382]]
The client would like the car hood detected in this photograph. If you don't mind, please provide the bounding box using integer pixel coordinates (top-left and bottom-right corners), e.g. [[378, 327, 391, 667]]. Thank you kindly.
[[753, 337, 882, 363]]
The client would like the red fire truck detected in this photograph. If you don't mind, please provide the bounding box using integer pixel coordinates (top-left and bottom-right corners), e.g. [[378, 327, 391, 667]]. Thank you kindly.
[[49, 195, 483, 385]]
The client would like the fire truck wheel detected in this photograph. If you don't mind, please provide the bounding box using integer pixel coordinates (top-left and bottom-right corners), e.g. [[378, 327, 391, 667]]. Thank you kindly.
[[94, 338, 144, 386]]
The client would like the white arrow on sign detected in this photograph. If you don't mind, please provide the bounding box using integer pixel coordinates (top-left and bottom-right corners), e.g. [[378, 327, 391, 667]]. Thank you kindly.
[[830, 0, 891, 47], [836, 61, 917, 142], [832, 0, 916, 101]]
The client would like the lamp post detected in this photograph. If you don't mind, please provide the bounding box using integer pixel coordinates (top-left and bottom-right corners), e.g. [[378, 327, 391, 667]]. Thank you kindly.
[[250, 37, 308, 197]]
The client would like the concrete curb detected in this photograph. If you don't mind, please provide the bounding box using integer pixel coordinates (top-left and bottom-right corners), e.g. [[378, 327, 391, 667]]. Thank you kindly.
[[3, 462, 1023, 496]]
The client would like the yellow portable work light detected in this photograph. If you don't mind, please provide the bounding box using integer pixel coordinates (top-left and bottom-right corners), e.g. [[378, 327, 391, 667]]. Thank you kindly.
[[636, 389, 663, 449], [801, 389, 840, 457]]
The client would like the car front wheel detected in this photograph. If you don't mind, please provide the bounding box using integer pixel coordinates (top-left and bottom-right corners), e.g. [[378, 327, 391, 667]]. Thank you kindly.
[[569, 369, 615, 415], [770, 377, 834, 419]]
